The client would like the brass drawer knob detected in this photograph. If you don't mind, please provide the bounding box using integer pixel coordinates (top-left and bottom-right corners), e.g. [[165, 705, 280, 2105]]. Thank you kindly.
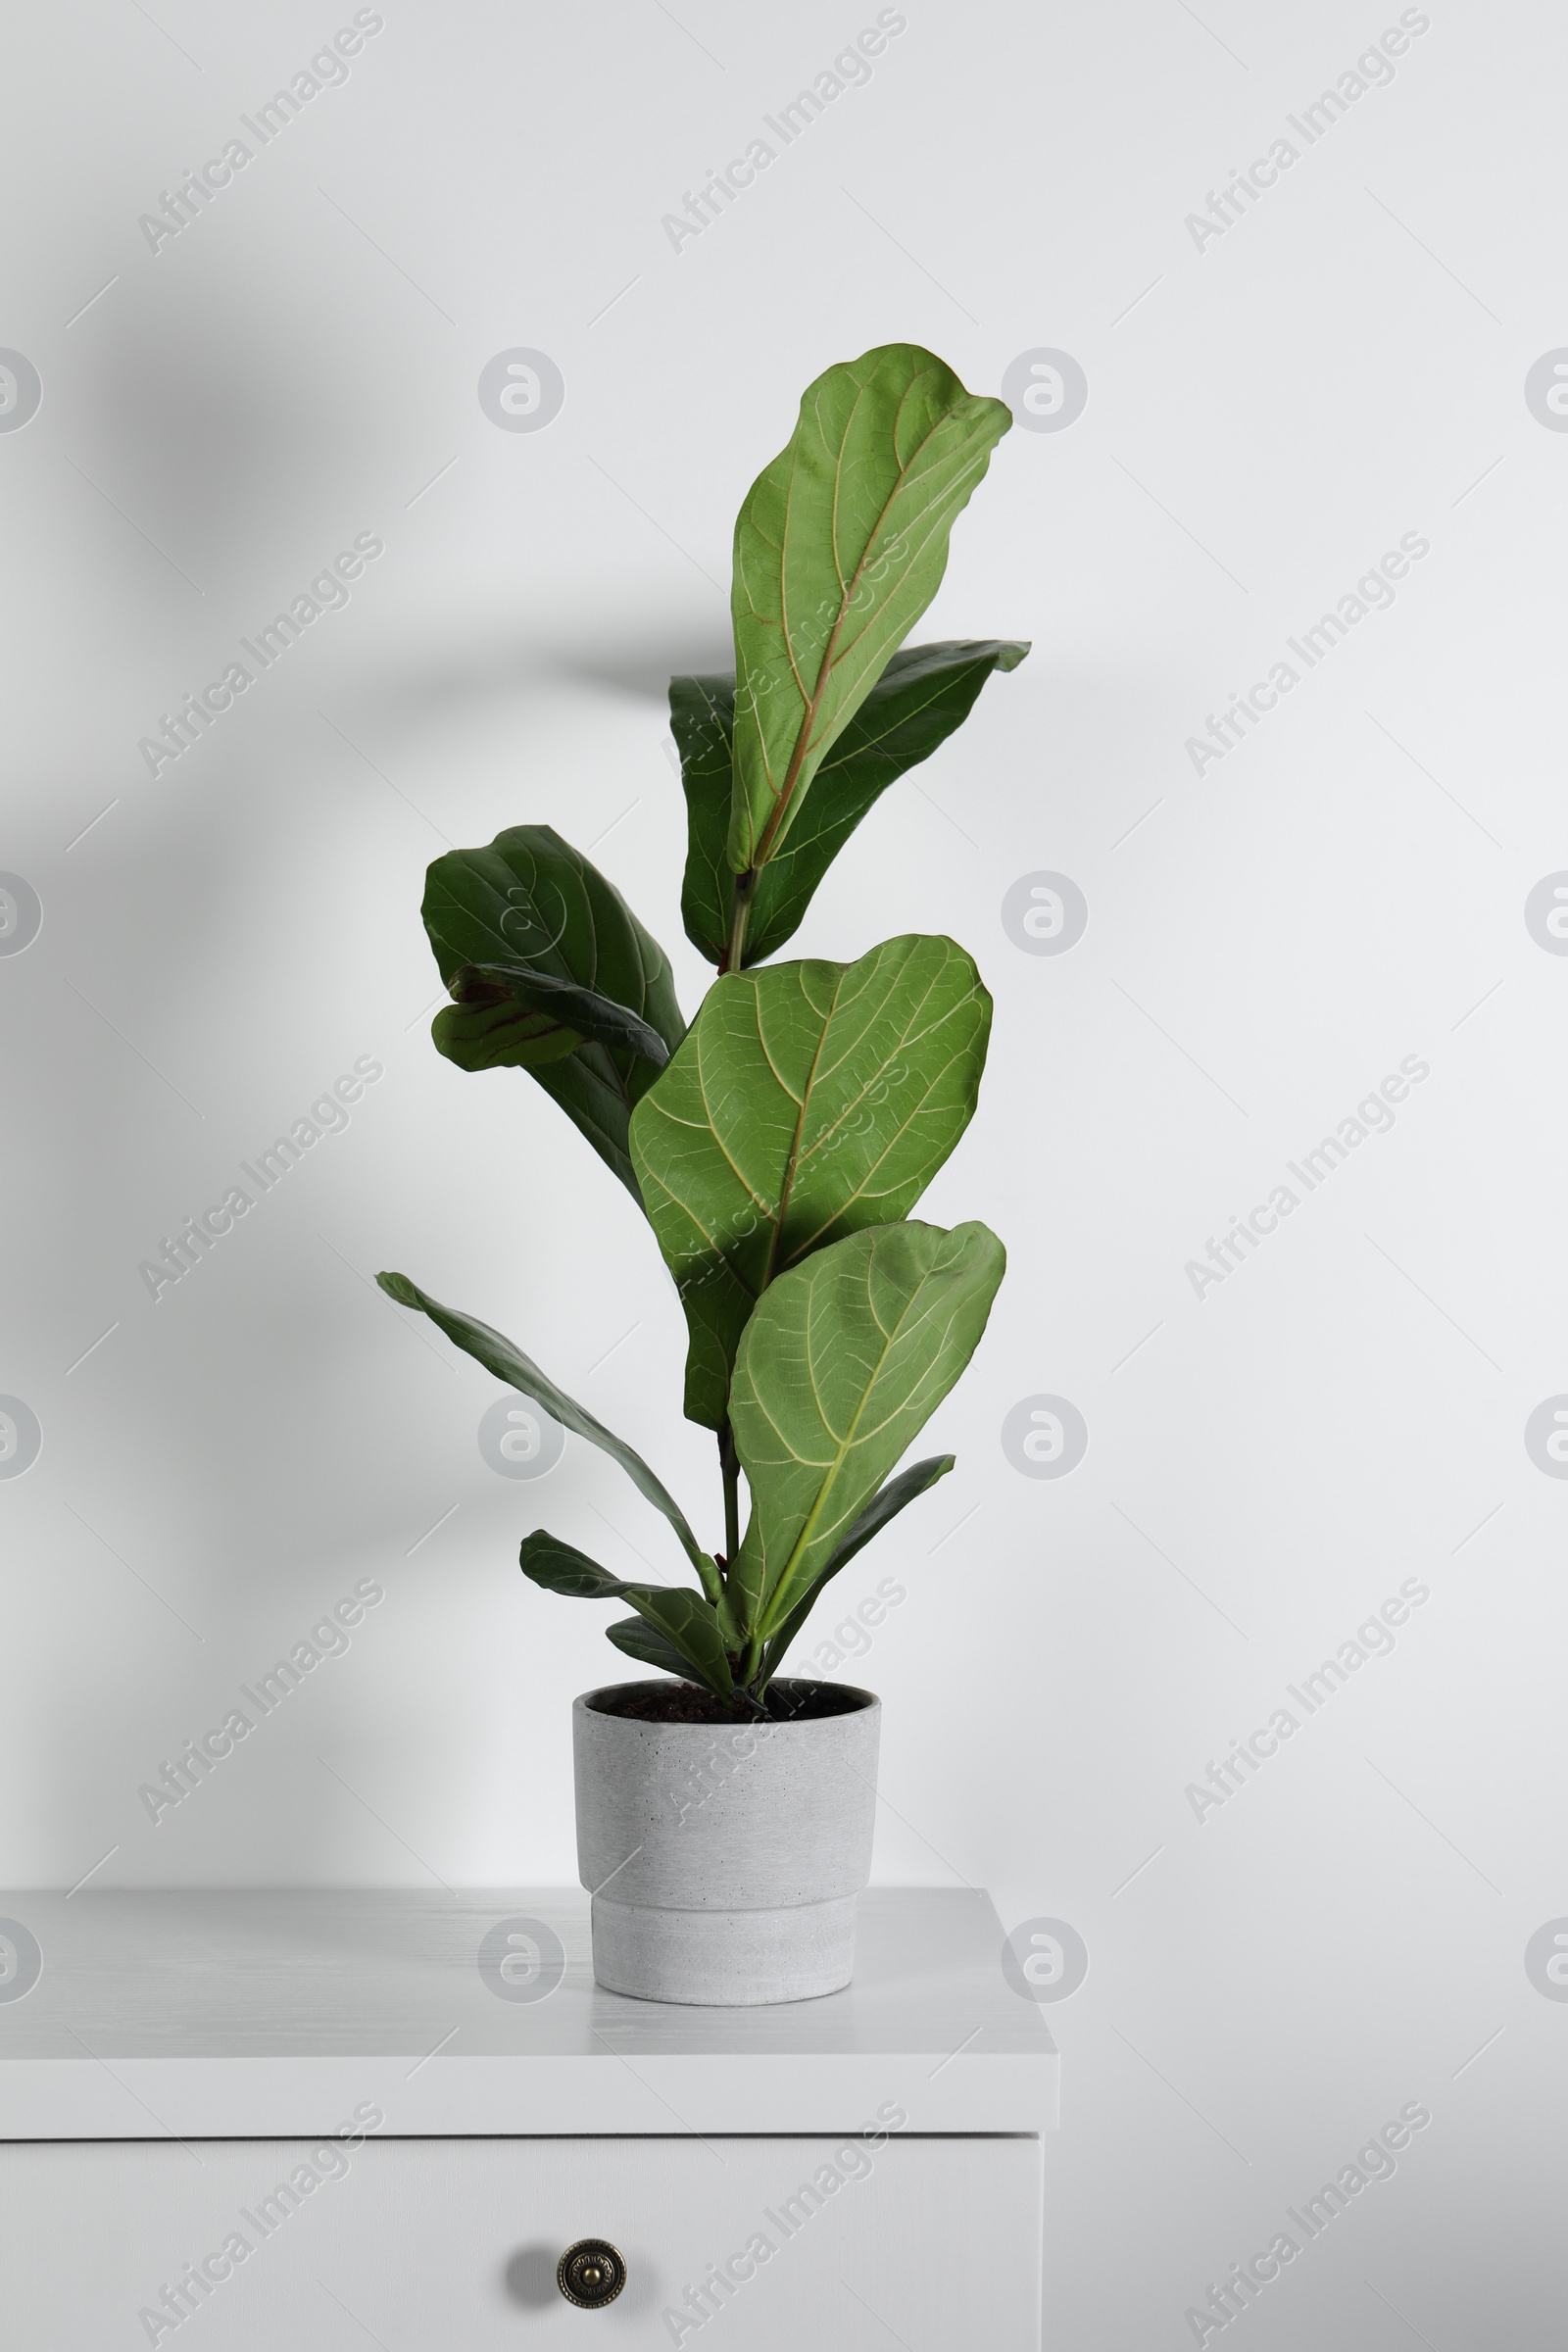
[[558, 2238, 626, 2309]]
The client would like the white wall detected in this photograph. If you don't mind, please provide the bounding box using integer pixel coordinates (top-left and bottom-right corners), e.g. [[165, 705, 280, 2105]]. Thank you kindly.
[[3, 0, 1561, 2339]]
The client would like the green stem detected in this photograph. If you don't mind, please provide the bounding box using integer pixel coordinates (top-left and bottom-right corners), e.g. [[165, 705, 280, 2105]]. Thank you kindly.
[[722, 869, 757, 975], [692, 1552, 726, 1612], [718, 1419, 741, 1564]]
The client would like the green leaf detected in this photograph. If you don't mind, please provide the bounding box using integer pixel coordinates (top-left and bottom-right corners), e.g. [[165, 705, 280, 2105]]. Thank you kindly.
[[727, 346, 1011, 884], [421, 825, 685, 1195], [760, 1452, 954, 1680], [605, 1614, 703, 1682], [669, 671, 737, 970], [449, 962, 671, 1066], [820, 1449, 956, 1576], [431, 992, 582, 1073], [630, 935, 991, 1430], [519, 1532, 733, 1698], [673, 641, 1028, 967], [376, 1272, 719, 1601], [727, 1221, 1005, 1640], [516, 1532, 630, 1600]]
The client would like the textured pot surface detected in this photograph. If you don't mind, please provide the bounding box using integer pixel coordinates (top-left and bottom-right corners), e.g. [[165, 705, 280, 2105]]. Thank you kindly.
[[572, 1680, 881, 2006]]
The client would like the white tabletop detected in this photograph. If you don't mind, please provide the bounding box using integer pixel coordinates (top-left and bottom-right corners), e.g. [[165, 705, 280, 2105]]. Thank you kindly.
[[0, 1888, 1056, 2139]]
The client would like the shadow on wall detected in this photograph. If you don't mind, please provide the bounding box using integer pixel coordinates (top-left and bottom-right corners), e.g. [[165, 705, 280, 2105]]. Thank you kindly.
[[346, 616, 738, 725], [69, 239, 411, 599]]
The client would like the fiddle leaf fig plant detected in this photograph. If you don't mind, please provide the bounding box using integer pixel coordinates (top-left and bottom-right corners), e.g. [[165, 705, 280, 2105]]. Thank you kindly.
[[379, 343, 1023, 1716]]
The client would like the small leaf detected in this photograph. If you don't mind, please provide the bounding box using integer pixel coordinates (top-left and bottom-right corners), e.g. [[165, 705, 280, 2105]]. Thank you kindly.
[[630, 935, 991, 1429], [377, 1273, 718, 1599], [760, 1454, 954, 1680], [727, 1220, 1005, 1640], [605, 1615, 704, 1682], [451, 963, 671, 1066], [821, 1449, 957, 1583], [421, 825, 684, 1194], [673, 641, 1028, 967], [431, 994, 582, 1073], [623, 1587, 735, 1699], [516, 1533, 629, 1600], [727, 346, 1011, 881], [519, 1532, 734, 1697]]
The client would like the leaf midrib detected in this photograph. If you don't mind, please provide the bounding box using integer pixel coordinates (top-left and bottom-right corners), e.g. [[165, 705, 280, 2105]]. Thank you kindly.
[[759, 964, 847, 1292]]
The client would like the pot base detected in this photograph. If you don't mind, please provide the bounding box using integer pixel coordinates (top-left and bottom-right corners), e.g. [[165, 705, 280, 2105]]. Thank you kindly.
[[590, 1891, 858, 2007]]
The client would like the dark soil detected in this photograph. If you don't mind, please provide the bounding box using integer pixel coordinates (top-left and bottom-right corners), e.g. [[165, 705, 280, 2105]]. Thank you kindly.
[[588, 1678, 872, 1725]]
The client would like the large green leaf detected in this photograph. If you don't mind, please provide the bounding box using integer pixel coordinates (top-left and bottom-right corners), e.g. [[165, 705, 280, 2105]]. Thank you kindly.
[[630, 935, 992, 1431], [727, 346, 1011, 889], [727, 1220, 1005, 1640], [376, 1272, 719, 1601], [760, 1452, 954, 1679], [673, 641, 1029, 968], [421, 826, 685, 1195], [518, 1532, 732, 1697]]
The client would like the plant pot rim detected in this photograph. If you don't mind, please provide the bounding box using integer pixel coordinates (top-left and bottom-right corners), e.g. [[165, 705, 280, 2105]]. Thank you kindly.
[[576, 1677, 879, 1725]]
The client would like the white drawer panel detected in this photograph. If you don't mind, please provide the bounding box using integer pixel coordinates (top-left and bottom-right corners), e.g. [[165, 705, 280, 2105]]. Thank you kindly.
[[0, 2132, 1041, 2348]]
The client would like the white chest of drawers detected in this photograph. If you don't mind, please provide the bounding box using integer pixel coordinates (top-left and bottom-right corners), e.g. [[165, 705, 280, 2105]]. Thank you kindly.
[[0, 1887, 1055, 2347]]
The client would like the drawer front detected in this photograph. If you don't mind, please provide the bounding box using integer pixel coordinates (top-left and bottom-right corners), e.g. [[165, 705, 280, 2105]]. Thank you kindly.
[[0, 2132, 1041, 2347]]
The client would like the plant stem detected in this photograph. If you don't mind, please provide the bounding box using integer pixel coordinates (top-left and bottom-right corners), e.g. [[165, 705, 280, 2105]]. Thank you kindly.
[[718, 1419, 741, 1563], [722, 869, 757, 974]]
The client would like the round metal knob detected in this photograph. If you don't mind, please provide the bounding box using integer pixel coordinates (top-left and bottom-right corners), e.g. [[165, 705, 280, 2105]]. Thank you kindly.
[[557, 2238, 626, 2309]]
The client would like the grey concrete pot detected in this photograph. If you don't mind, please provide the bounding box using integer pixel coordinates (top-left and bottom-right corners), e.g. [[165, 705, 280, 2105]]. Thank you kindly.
[[572, 1679, 881, 2006]]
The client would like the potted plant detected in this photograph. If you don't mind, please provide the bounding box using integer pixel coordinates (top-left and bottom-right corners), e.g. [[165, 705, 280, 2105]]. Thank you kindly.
[[379, 343, 1026, 2004]]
